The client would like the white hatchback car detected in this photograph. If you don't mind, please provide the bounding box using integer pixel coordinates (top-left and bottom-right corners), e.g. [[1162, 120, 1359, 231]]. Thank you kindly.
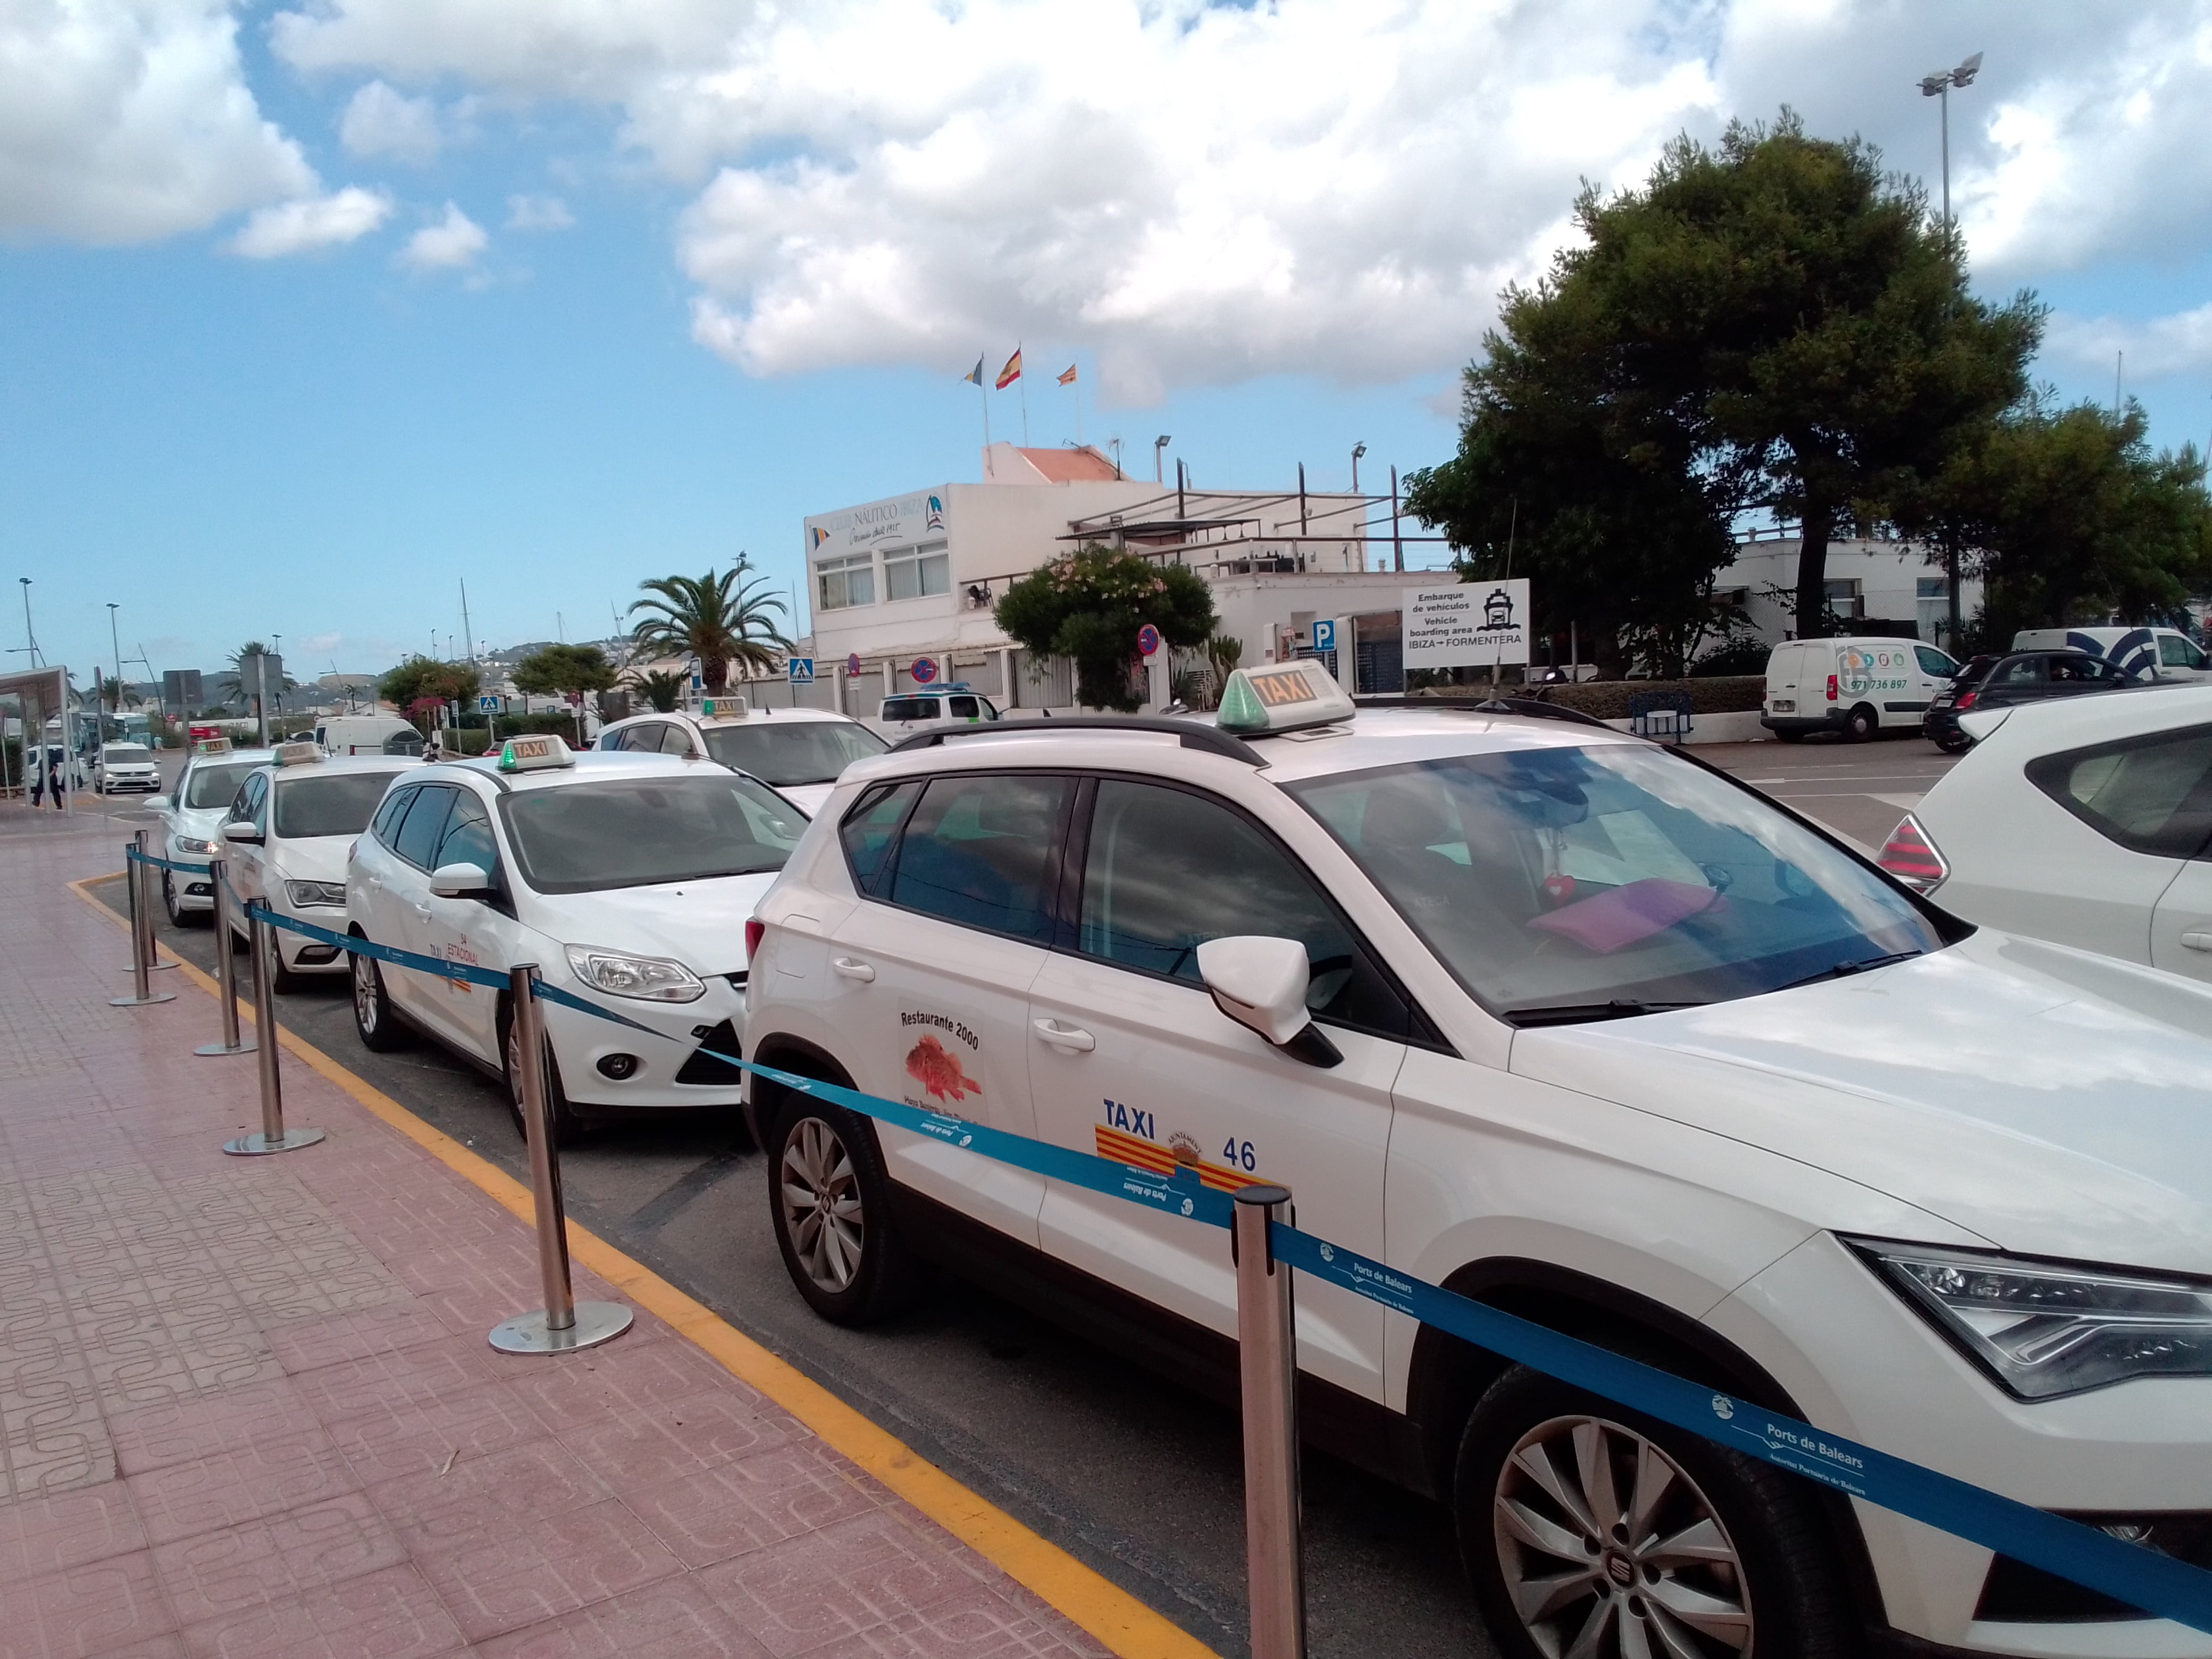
[[596, 705, 888, 817], [220, 745, 420, 990], [346, 736, 806, 1141], [150, 745, 276, 923], [1881, 685, 2212, 983], [744, 664, 2212, 1659]]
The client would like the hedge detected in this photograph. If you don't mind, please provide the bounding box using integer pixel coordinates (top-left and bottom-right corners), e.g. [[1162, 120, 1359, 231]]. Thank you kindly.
[[1520, 675, 1767, 719]]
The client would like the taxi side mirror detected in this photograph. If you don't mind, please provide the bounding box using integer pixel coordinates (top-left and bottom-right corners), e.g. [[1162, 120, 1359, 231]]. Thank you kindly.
[[429, 862, 492, 899], [1195, 935, 1341, 1068], [220, 820, 263, 846], [146, 795, 171, 812]]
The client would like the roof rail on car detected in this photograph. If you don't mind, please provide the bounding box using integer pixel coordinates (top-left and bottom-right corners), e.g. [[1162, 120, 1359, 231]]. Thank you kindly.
[[885, 715, 1267, 766]]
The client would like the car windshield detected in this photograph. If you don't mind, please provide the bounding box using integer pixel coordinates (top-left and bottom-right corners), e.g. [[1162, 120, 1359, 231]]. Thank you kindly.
[[183, 760, 263, 809], [499, 775, 806, 894], [1287, 744, 1945, 1023], [700, 720, 887, 786], [274, 771, 404, 839], [104, 745, 150, 761]]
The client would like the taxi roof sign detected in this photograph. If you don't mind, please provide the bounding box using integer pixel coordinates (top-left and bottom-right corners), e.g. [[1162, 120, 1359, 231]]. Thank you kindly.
[[497, 733, 575, 773], [272, 740, 324, 767], [1216, 660, 1356, 735]]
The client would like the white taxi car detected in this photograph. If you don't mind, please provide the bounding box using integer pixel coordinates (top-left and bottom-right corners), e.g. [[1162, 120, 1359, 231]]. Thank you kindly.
[[345, 735, 805, 1142], [1881, 685, 2212, 985], [743, 662, 2212, 1659], [596, 704, 887, 817], [91, 741, 162, 794], [150, 744, 276, 924], [221, 744, 420, 990]]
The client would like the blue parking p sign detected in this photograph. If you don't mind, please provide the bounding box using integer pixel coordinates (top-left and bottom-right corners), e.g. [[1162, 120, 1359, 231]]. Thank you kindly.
[[1311, 618, 1337, 653], [787, 657, 815, 685]]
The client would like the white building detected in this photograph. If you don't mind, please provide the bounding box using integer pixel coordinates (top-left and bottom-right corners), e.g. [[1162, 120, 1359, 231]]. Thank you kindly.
[[803, 444, 1453, 712], [1716, 532, 1981, 652]]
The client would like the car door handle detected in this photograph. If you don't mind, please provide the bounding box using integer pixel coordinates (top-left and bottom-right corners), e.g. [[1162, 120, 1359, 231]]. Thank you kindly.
[[831, 957, 875, 982], [2182, 932, 2212, 953], [1033, 1019, 1095, 1052]]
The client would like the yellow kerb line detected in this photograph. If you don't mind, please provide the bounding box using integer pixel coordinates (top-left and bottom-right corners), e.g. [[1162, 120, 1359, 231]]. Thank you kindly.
[[68, 872, 1216, 1659]]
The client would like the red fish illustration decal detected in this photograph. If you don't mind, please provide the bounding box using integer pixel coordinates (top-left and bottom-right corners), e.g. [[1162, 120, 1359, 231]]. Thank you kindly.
[[904, 1034, 981, 1102]]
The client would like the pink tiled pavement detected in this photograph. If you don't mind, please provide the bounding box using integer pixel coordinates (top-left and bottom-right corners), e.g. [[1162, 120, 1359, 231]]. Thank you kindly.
[[0, 817, 1113, 1658]]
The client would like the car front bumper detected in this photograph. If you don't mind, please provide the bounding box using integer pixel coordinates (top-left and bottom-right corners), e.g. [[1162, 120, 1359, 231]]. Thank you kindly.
[[265, 902, 352, 973], [164, 837, 220, 911], [539, 974, 749, 1112]]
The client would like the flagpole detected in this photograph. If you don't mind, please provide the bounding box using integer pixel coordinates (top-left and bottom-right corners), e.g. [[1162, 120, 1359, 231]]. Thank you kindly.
[[982, 376, 991, 451], [1017, 342, 1029, 446]]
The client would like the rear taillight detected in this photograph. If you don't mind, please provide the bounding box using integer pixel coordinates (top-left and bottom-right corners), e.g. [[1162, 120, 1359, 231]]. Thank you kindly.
[[743, 918, 765, 962], [1826, 674, 1839, 702], [1954, 690, 1976, 711], [1878, 814, 1949, 893]]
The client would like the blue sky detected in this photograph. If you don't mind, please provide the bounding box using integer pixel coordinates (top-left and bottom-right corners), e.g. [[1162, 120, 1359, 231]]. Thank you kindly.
[[4, 0, 2210, 683]]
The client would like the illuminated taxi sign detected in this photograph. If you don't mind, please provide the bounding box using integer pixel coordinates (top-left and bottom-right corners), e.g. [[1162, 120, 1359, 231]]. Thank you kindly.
[[272, 740, 324, 767], [497, 733, 575, 772], [192, 736, 233, 755], [1215, 660, 1356, 734]]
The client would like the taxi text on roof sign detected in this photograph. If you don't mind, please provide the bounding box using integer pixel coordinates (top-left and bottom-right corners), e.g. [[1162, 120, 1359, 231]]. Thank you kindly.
[[273, 740, 324, 767], [1216, 659, 1356, 735], [498, 733, 575, 772]]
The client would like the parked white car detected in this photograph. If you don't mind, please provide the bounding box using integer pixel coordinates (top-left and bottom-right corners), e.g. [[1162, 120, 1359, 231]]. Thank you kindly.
[[596, 705, 888, 817], [1882, 685, 2212, 983], [877, 687, 1003, 737], [220, 745, 419, 990], [91, 741, 161, 793], [149, 745, 276, 923], [345, 736, 806, 1141], [745, 662, 2212, 1659], [315, 713, 423, 756], [2014, 626, 2212, 684], [1762, 635, 1959, 742]]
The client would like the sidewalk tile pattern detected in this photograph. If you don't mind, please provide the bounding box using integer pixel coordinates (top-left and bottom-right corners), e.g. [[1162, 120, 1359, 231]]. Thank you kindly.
[[0, 823, 1113, 1658]]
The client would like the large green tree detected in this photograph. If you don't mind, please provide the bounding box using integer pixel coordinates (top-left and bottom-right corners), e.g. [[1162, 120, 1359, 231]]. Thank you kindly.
[[378, 656, 480, 711], [994, 545, 1217, 711], [628, 563, 790, 694], [513, 644, 617, 743]]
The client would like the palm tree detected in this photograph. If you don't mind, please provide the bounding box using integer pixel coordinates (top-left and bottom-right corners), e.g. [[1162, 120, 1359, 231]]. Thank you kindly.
[[627, 563, 791, 696], [628, 668, 687, 713]]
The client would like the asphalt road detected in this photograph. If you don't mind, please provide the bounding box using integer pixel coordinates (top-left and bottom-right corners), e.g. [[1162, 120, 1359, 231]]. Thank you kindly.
[[97, 735, 1954, 1659]]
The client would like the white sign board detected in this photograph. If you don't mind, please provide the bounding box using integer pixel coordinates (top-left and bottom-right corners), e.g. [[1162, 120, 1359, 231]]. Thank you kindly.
[[1403, 580, 1531, 668]]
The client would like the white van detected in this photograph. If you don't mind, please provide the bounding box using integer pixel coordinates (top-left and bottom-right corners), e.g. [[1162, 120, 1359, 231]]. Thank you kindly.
[[314, 714, 420, 756], [2010, 626, 2212, 683], [1762, 636, 1960, 742]]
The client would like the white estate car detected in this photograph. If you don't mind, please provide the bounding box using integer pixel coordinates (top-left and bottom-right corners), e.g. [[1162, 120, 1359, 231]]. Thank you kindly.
[[877, 688, 1003, 737], [596, 705, 889, 817], [221, 745, 420, 990], [91, 741, 161, 793], [345, 736, 806, 1141], [1881, 686, 2212, 984], [150, 745, 276, 923], [743, 663, 2212, 1659]]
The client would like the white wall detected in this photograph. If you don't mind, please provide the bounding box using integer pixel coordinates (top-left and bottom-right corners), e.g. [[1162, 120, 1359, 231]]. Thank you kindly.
[[1720, 537, 1982, 649]]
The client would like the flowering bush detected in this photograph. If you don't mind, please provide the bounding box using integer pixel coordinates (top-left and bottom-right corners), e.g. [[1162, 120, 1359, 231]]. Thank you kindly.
[[993, 544, 1218, 711]]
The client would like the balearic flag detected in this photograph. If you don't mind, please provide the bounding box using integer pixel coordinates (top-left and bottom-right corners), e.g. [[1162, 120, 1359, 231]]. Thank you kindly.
[[1057, 364, 1077, 386], [962, 356, 984, 386], [995, 349, 1022, 389]]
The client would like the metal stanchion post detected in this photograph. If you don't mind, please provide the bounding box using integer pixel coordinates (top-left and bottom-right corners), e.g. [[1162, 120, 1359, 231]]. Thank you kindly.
[[221, 909, 323, 1155], [194, 858, 254, 1058], [139, 835, 177, 971], [110, 834, 174, 1008], [490, 963, 631, 1354], [1234, 1184, 1306, 1659]]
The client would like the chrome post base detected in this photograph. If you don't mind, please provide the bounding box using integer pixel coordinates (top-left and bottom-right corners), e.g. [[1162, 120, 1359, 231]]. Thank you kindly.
[[194, 1039, 257, 1057], [222, 1127, 325, 1156], [109, 991, 175, 1007], [489, 1302, 632, 1355]]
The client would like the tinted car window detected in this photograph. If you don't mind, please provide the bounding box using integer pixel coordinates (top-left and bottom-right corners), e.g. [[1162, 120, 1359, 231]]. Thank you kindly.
[[2049, 655, 2123, 684], [886, 774, 1068, 942], [274, 771, 405, 839], [840, 781, 921, 895], [391, 785, 455, 869], [947, 696, 979, 718], [2026, 725, 2212, 859], [371, 785, 416, 848], [1079, 778, 1412, 1037], [436, 791, 499, 873], [185, 759, 263, 809], [500, 775, 802, 894], [881, 697, 936, 722], [1914, 646, 1956, 676], [230, 773, 268, 830], [2163, 635, 2206, 669], [1996, 657, 2046, 685], [657, 724, 696, 755]]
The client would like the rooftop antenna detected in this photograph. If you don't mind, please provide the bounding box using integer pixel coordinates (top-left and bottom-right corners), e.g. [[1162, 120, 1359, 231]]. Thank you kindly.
[[460, 579, 474, 665]]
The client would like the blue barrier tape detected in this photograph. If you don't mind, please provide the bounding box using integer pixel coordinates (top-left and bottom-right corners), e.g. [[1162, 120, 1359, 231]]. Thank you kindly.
[[123, 847, 212, 877], [230, 902, 2212, 1630]]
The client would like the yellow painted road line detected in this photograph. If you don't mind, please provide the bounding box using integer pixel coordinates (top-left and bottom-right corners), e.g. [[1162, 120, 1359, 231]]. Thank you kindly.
[[67, 872, 1215, 1659]]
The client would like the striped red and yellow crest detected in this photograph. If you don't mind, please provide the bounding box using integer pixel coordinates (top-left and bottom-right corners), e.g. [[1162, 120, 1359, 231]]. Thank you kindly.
[[1094, 1125, 1266, 1193]]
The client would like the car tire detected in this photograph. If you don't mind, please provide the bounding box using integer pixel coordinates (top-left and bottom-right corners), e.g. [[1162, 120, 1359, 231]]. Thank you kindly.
[[350, 938, 407, 1051], [1455, 1365, 1853, 1659], [503, 1006, 582, 1147], [766, 1091, 920, 1326], [1844, 704, 1879, 742], [269, 946, 309, 996], [1934, 732, 1971, 755], [161, 870, 193, 927]]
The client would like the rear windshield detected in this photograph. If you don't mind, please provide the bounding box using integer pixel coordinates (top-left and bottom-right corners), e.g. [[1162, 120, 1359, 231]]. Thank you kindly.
[[700, 720, 887, 786], [183, 760, 263, 809], [499, 775, 806, 894], [274, 771, 405, 839], [104, 745, 151, 761], [881, 697, 940, 721]]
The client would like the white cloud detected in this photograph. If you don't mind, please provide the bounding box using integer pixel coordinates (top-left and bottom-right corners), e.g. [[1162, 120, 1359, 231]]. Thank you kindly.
[[2047, 304, 2212, 381], [398, 201, 488, 268], [226, 186, 393, 257], [1, 0, 316, 244], [339, 79, 442, 162], [505, 192, 573, 230], [297, 632, 343, 653]]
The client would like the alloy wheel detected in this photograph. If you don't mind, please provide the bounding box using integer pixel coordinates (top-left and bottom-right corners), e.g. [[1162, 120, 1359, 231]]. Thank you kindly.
[[1493, 1413, 1753, 1658], [780, 1117, 864, 1293], [353, 952, 380, 1033]]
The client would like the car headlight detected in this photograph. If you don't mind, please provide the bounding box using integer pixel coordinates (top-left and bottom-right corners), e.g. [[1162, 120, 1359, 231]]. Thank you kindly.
[[562, 944, 706, 1003], [1850, 1239, 2212, 1399], [177, 835, 216, 855], [284, 879, 347, 908]]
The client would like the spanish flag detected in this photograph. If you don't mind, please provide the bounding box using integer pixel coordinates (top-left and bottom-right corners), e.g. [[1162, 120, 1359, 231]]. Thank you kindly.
[[995, 348, 1022, 390], [1057, 364, 1077, 386]]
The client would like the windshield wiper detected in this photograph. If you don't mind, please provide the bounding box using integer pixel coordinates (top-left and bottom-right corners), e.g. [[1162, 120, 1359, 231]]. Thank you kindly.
[[1774, 950, 1924, 992], [1502, 998, 1709, 1028]]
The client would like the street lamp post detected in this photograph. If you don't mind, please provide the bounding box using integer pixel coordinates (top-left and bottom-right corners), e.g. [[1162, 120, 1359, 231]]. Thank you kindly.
[[107, 604, 122, 734], [19, 579, 36, 668], [1920, 49, 1982, 649], [1350, 442, 1366, 496], [1154, 434, 1172, 484]]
